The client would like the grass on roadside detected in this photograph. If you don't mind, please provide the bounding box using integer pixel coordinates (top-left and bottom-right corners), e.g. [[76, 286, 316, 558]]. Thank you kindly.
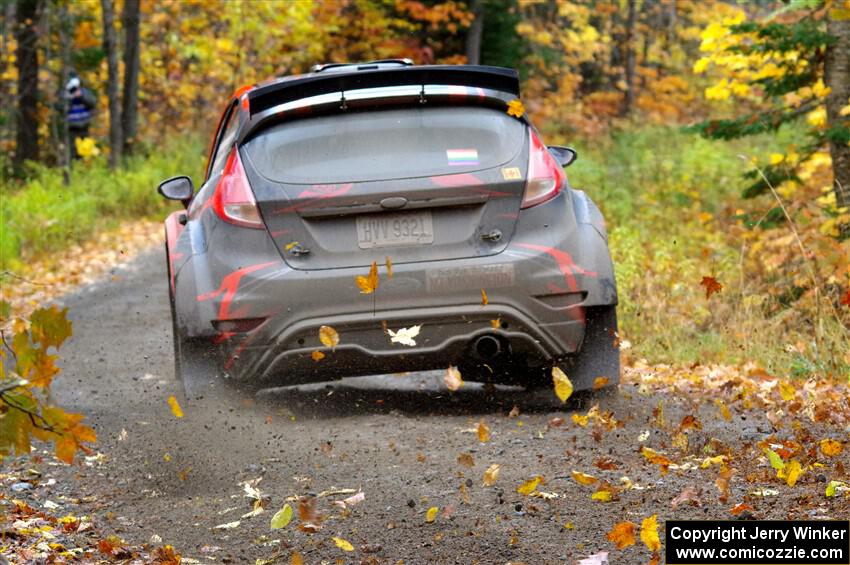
[[0, 137, 206, 272]]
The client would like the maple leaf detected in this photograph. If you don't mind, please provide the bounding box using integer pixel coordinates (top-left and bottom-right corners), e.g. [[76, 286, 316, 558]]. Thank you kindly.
[[444, 365, 463, 391], [388, 325, 421, 347], [318, 325, 339, 349], [552, 366, 573, 403], [640, 515, 661, 552], [483, 463, 500, 486], [29, 306, 72, 349], [607, 521, 636, 549], [506, 98, 525, 118], [355, 261, 379, 294], [700, 275, 722, 299]]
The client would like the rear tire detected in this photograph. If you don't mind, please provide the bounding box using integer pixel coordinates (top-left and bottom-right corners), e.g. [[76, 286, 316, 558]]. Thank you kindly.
[[559, 304, 620, 392]]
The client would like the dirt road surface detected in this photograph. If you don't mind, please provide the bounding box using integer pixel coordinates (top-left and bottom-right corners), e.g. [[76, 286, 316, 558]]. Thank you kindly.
[[34, 249, 849, 564]]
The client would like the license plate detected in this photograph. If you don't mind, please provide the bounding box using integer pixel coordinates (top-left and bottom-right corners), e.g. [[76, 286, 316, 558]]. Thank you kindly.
[[356, 211, 434, 249]]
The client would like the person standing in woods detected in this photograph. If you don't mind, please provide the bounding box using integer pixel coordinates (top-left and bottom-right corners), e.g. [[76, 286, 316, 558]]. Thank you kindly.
[[65, 73, 97, 159]]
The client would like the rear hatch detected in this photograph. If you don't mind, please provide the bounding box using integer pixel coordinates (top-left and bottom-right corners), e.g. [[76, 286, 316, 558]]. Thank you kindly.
[[241, 105, 528, 270]]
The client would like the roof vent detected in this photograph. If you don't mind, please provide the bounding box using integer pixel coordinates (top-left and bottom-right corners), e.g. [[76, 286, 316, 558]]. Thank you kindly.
[[311, 59, 414, 73]]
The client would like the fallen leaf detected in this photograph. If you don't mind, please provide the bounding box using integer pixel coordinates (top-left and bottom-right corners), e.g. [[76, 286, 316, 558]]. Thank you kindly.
[[591, 488, 613, 502], [445, 365, 463, 391], [483, 463, 501, 486], [356, 261, 379, 294], [425, 506, 438, 523], [766, 449, 785, 471], [671, 485, 701, 510], [298, 496, 322, 532], [477, 420, 490, 443], [481, 288, 488, 306], [778, 380, 796, 401], [826, 480, 843, 497], [490, 318, 501, 329], [290, 552, 304, 565], [572, 471, 598, 485], [552, 366, 573, 403], [607, 521, 636, 549], [594, 457, 618, 470], [270, 504, 293, 529], [572, 414, 589, 427], [457, 453, 475, 468], [385, 256, 393, 279], [640, 447, 671, 474], [334, 491, 365, 510], [819, 439, 843, 457], [679, 415, 702, 431], [549, 416, 566, 428], [332, 537, 354, 551], [715, 399, 732, 421], [700, 275, 722, 299], [516, 476, 543, 496], [388, 324, 421, 347], [318, 325, 339, 349], [640, 514, 660, 552], [506, 98, 525, 118], [213, 520, 240, 530], [577, 551, 609, 564], [167, 395, 183, 418], [508, 405, 520, 418], [716, 466, 733, 503], [593, 376, 609, 390], [784, 459, 803, 486], [311, 350, 325, 362], [730, 503, 753, 516]]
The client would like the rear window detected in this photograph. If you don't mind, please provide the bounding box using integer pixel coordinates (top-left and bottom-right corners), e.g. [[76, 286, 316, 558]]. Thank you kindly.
[[242, 106, 525, 184]]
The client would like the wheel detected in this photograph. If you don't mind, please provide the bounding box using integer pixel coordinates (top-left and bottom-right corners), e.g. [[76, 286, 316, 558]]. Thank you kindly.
[[559, 304, 620, 392]]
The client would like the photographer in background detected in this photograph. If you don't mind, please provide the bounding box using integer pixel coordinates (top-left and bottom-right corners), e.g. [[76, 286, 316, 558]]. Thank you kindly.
[[65, 72, 97, 160]]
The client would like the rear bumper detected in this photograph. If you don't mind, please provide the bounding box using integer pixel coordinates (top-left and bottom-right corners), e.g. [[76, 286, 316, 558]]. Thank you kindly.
[[172, 189, 617, 385]]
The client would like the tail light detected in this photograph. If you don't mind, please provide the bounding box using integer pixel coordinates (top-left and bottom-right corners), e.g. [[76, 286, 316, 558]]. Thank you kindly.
[[212, 148, 264, 228], [521, 130, 566, 209]]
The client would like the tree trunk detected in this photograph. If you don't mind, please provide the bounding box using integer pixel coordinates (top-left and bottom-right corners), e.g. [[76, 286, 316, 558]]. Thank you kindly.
[[824, 9, 850, 209], [622, 0, 637, 116], [465, 0, 484, 65], [57, 2, 71, 180], [121, 0, 140, 155], [13, 0, 42, 169], [101, 0, 122, 168]]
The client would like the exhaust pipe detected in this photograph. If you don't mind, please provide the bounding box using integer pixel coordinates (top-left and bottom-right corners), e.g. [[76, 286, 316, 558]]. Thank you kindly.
[[474, 335, 503, 360]]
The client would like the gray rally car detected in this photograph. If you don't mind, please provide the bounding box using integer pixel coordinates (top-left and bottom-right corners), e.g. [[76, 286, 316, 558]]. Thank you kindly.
[[158, 60, 619, 400]]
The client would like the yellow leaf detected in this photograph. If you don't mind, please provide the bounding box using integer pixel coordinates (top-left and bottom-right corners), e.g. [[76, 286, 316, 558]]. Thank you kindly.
[[640, 514, 660, 552], [284, 241, 300, 251], [766, 449, 785, 471], [607, 521, 636, 549], [483, 463, 501, 486], [490, 318, 501, 329], [591, 488, 612, 502], [571, 471, 598, 486], [477, 420, 490, 443], [552, 366, 573, 403], [715, 399, 731, 421], [163, 453, 172, 462], [318, 325, 339, 349], [311, 350, 325, 362], [819, 439, 843, 457], [506, 99, 525, 118], [592, 377, 609, 390], [425, 506, 438, 523], [571, 413, 589, 427], [332, 537, 354, 551], [785, 459, 803, 487], [826, 480, 843, 497], [270, 504, 293, 529], [778, 380, 796, 401], [516, 476, 543, 496], [444, 366, 463, 391], [481, 289, 488, 306], [355, 261, 379, 294], [167, 395, 184, 418], [385, 256, 393, 280]]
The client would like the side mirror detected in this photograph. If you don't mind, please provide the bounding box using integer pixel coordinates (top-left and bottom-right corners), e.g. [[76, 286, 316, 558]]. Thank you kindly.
[[158, 176, 194, 205], [547, 146, 578, 168]]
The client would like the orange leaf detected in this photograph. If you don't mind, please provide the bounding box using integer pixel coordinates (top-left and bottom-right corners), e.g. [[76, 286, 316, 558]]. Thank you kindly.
[[730, 503, 753, 516], [571, 470, 598, 485], [506, 99, 525, 118], [819, 439, 843, 457], [607, 521, 636, 549], [700, 276, 722, 299], [480, 289, 488, 306], [311, 350, 325, 362], [592, 376, 609, 390], [318, 325, 339, 349], [477, 420, 490, 443], [355, 261, 379, 294]]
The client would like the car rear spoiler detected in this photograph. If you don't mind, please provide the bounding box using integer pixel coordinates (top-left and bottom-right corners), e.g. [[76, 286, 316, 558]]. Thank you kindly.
[[246, 65, 520, 117]]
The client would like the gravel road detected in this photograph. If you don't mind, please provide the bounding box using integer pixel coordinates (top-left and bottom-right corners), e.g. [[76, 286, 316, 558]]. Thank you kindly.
[[43, 248, 847, 564]]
